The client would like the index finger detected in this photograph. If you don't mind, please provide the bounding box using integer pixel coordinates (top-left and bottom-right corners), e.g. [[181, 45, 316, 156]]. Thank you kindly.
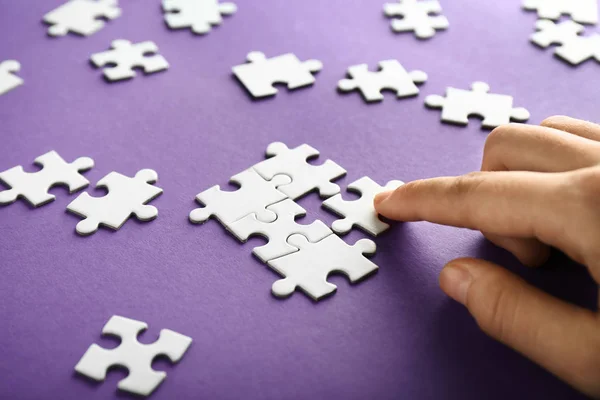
[[374, 171, 566, 244]]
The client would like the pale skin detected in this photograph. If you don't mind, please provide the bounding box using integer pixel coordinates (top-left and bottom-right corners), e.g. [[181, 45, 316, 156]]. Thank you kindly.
[[373, 116, 600, 398]]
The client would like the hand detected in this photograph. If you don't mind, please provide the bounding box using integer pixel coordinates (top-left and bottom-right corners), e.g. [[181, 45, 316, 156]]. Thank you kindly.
[[374, 116, 600, 398]]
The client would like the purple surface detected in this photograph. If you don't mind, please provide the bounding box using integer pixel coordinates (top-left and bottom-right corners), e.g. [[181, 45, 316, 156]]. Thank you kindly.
[[0, 1, 598, 399]]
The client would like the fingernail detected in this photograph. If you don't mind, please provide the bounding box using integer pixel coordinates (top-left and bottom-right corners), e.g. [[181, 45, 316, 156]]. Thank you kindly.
[[374, 191, 393, 206], [439, 264, 473, 305]]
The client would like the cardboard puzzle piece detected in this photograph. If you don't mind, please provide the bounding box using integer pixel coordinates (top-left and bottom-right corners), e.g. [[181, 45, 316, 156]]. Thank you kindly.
[[0, 60, 24, 96], [43, 0, 121, 37], [383, 0, 449, 39], [425, 81, 530, 129], [232, 52, 323, 98], [523, 0, 598, 25], [91, 40, 169, 81], [162, 0, 237, 34], [75, 315, 192, 397], [0, 151, 94, 207], [189, 168, 290, 227], [268, 234, 378, 301], [228, 199, 332, 262], [531, 20, 600, 66], [338, 60, 427, 102], [253, 142, 346, 200], [322, 176, 404, 236], [67, 169, 163, 236]]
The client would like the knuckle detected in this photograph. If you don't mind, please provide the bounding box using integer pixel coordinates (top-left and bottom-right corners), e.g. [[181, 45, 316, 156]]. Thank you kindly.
[[448, 173, 484, 198]]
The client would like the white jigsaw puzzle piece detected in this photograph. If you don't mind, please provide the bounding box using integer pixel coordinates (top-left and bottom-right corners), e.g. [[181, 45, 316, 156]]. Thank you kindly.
[[338, 60, 427, 102], [0, 151, 94, 207], [228, 199, 332, 262], [0, 60, 23, 96], [43, 0, 122, 37], [67, 169, 163, 236], [531, 20, 600, 65], [322, 177, 404, 236], [162, 0, 237, 34], [189, 168, 291, 227], [90, 40, 169, 81], [523, 0, 598, 25], [425, 81, 530, 128], [268, 234, 378, 301], [253, 142, 346, 200], [232, 52, 323, 98], [75, 315, 192, 397], [383, 0, 449, 39]]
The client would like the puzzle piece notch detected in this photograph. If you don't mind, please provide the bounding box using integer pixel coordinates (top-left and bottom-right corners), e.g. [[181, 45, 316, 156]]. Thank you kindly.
[[383, 0, 449, 39], [531, 20, 600, 65], [67, 169, 163, 236], [0, 60, 24, 96], [253, 142, 346, 200], [522, 0, 598, 25], [425, 81, 530, 129], [189, 168, 291, 228], [43, 0, 122, 37], [75, 315, 192, 396], [337, 60, 427, 102], [232, 52, 323, 98], [322, 177, 404, 236], [228, 199, 333, 262], [91, 40, 169, 81], [268, 234, 378, 300], [162, 0, 237, 34], [0, 151, 94, 207]]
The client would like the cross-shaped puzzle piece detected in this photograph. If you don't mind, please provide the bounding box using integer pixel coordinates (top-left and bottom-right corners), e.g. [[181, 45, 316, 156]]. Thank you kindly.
[[531, 20, 600, 66], [0, 60, 24, 96], [90, 40, 169, 82], [228, 199, 332, 262], [268, 234, 378, 300], [0, 151, 94, 207], [75, 315, 192, 397], [523, 0, 598, 25], [189, 168, 291, 227], [43, 0, 121, 37], [338, 60, 427, 102], [383, 0, 449, 39], [253, 142, 346, 200], [425, 81, 530, 129], [232, 52, 323, 98], [322, 177, 404, 236], [162, 0, 237, 34], [67, 169, 163, 236]]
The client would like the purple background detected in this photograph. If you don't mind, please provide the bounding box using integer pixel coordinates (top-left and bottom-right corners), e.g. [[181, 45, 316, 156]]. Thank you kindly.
[[0, 1, 598, 399]]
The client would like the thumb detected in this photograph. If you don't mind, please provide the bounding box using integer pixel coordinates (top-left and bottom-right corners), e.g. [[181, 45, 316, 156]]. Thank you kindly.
[[440, 258, 600, 397]]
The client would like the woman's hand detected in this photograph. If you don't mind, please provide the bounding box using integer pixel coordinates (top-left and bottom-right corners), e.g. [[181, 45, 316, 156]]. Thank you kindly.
[[374, 116, 600, 398]]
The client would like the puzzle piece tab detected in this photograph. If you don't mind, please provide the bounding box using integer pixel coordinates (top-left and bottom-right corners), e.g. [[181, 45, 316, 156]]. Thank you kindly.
[[0, 151, 94, 207], [268, 234, 378, 300], [67, 169, 163, 236], [162, 0, 237, 34], [232, 52, 323, 98], [253, 142, 346, 200], [323, 177, 404, 236], [523, 0, 598, 25], [91, 40, 169, 81], [43, 0, 121, 37], [338, 60, 427, 102], [383, 0, 449, 39], [425, 82, 530, 129], [189, 168, 290, 227], [0, 60, 23, 96], [75, 315, 192, 397], [531, 20, 600, 66], [228, 199, 332, 262]]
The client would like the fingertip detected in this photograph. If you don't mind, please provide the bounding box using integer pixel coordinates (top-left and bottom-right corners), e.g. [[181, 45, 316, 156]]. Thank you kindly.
[[373, 190, 393, 206]]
